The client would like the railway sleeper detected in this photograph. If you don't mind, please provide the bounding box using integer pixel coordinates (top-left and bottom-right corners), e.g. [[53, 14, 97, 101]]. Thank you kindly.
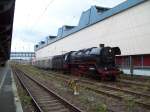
[[43, 105, 68, 111], [37, 99, 59, 103], [34, 95, 54, 99], [46, 108, 70, 112], [39, 102, 62, 106]]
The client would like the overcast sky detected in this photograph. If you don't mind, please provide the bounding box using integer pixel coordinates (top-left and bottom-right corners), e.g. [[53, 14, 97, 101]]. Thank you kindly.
[[11, 0, 125, 52]]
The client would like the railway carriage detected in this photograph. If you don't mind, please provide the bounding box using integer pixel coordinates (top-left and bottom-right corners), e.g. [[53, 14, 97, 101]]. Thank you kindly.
[[34, 57, 53, 69]]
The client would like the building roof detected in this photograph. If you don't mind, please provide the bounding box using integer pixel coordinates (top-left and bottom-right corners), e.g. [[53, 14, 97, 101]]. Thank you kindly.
[[35, 0, 146, 51], [0, 0, 16, 62]]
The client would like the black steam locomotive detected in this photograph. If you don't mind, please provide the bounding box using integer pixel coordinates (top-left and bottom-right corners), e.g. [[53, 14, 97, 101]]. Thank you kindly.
[[34, 44, 121, 80]]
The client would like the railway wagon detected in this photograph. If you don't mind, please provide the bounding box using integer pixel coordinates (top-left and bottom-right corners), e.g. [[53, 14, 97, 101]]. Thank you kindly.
[[34, 57, 53, 69]]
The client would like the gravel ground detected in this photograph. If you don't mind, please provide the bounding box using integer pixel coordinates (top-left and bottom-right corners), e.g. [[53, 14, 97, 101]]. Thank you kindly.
[[24, 65, 150, 95], [13, 70, 36, 112], [16, 65, 150, 112]]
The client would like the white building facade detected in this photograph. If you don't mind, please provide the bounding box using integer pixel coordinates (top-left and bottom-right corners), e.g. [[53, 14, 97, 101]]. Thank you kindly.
[[35, 0, 150, 75]]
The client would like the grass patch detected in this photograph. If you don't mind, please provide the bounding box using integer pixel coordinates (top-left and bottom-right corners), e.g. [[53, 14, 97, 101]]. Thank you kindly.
[[124, 97, 136, 112]]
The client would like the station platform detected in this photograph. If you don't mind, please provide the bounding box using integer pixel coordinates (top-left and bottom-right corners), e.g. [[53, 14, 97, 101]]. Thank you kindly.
[[0, 64, 23, 112]]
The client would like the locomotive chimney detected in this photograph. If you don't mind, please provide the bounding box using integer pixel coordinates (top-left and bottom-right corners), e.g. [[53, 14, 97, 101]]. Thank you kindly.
[[99, 44, 104, 48]]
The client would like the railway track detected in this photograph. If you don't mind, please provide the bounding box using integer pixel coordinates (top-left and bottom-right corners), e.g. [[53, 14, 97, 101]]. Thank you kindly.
[[117, 79, 150, 88], [12, 67, 83, 112], [120, 74, 150, 82], [27, 67, 150, 92], [40, 69, 150, 91], [17, 66, 150, 110], [47, 70, 150, 88], [32, 67, 150, 89], [47, 74, 150, 109]]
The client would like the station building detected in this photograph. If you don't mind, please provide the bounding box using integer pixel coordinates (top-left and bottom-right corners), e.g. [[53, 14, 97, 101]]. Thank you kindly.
[[34, 0, 150, 75]]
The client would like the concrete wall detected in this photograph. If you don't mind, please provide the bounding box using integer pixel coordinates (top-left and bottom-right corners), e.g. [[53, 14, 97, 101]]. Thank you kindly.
[[121, 68, 150, 76], [36, 1, 150, 59]]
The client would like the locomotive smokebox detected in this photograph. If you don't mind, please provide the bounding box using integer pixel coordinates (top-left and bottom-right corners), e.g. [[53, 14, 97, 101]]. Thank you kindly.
[[99, 44, 104, 48]]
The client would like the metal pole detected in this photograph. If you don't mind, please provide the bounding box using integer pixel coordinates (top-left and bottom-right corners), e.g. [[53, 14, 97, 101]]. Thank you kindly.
[[130, 56, 133, 76], [141, 55, 144, 69]]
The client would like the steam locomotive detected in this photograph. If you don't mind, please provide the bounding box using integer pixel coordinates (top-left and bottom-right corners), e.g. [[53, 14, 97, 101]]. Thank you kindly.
[[34, 44, 121, 80]]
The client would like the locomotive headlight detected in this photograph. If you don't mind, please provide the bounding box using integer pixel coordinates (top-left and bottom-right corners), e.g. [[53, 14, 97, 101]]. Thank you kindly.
[[109, 49, 111, 52], [89, 67, 95, 70], [104, 67, 107, 70]]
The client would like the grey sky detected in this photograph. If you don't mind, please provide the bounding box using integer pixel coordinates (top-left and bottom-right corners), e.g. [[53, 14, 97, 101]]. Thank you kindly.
[[11, 0, 125, 52]]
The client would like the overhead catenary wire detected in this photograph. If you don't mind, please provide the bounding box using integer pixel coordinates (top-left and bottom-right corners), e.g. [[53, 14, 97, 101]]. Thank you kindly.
[[31, 0, 55, 30], [16, 0, 54, 52]]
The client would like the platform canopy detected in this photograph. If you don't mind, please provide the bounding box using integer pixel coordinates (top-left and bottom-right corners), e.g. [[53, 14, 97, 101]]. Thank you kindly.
[[0, 0, 15, 63]]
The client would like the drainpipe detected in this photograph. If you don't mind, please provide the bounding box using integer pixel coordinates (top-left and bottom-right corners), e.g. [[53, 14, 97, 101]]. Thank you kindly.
[[141, 55, 144, 69], [130, 56, 133, 76]]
